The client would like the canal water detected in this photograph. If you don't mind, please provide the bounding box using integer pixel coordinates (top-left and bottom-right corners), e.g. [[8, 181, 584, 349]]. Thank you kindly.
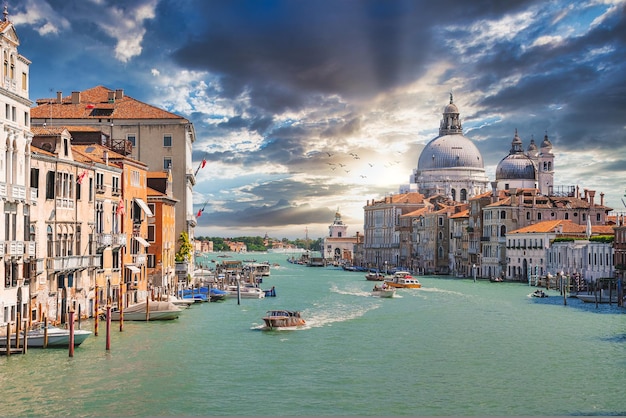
[[2, 252, 625, 416]]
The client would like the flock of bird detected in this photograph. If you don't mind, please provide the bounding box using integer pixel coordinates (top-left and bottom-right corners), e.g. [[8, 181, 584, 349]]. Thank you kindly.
[[321, 150, 402, 179]]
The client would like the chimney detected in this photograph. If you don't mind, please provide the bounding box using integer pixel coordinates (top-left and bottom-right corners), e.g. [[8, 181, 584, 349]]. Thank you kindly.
[[115, 89, 124, 100], [71, 91, 81, 104], [104, 150, 109, 166], [600, 192, 604, 206], [583, 189, 587, 201], [491, 181, 498, 203], [107, 91, 115, 103], [588, 190, 595, 207], [56, 91, 62, 103]]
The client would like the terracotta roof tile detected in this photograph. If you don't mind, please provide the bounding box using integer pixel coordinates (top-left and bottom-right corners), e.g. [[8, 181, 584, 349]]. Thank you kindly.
[[31, 85, 185, 120]]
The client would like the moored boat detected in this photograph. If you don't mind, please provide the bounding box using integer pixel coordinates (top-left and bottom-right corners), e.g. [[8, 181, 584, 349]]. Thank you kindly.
[[110, 300, 181, 321], [365, 270, 385, 281], [531, 289, 548, 298], [574, 293, 619, 304], [0, 324, 92, 348], [262, 310, 306, 330], [384, 271, 421, 289], [225, 285, 266, 299]]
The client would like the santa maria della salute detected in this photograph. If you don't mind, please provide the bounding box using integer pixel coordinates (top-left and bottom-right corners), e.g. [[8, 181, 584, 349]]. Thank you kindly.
[[358, 94, 624, 288]]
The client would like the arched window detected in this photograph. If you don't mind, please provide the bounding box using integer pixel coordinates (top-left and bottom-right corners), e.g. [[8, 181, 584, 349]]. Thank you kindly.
[[526, 212, 531, 220], [451, 189, 456, 201], [537, 212, 542, 220], [500, 211, 506, 219], [565, 213, 569, 220], [460, 189, 467, 201], [47, 226, 53, 257], [500, 225, 506, 237]]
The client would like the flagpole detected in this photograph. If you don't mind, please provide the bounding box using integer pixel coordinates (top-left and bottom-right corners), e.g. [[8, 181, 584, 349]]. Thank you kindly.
[[194, 153, 208, 177]]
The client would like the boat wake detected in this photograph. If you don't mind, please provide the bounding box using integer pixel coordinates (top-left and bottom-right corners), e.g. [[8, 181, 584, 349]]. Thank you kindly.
[[304, 300, 379, 328], [329, 283, 370, 297], [419, 287, 464, 297]]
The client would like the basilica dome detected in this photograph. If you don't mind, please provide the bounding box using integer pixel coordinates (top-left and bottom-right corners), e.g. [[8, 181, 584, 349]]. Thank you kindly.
[[418, 134, 484, 170], [411, 94, 490, 201], [496, 130, 536, 181]]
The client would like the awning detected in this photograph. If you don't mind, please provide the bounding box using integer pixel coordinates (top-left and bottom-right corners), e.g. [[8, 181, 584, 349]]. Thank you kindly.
[[134, 198, 154, 217], [134, 236, 150, 247], [126, 265, 141, 274]]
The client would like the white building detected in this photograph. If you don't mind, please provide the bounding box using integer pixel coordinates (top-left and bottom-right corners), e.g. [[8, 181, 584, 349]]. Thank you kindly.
[[323, 211, 359, 264], [409, 94, 490, 202], [0, 9, 35, 329]]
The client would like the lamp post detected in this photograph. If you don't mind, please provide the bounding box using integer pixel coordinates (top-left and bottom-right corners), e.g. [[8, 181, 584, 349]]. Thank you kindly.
[[473, 264, 476, 283]]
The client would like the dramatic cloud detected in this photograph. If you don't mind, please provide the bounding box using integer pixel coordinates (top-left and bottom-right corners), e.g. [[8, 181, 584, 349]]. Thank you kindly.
[[16, 0, 626, 239]]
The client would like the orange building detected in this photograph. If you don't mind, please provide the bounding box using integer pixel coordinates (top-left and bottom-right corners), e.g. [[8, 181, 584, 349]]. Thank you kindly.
[[147, 170, 178, 293]]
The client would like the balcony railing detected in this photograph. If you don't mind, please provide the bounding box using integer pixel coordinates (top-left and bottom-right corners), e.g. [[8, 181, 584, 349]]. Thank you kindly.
[[97, 233, 113, 248], [113, 233, 127, 247], [133, 254, 147, 265], [10, 184, 26, 200], [0, 182, 6, 198], [5, 241, 24, 256], [46, 255, 95, 272]]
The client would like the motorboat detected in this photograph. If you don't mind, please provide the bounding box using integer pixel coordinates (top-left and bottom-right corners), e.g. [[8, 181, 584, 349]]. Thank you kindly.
[[384, 271, 421, 289], [110, 300, 182, 321], [225, 285, 266, 299], [575, 293, 619, 304], [365, 270, 385, 281], [160, 295, 194, 309], [531, 289, 548, 298], [262, 310, 306, 330], [0, 324, 92, 348], [371, 284, 396, 298]]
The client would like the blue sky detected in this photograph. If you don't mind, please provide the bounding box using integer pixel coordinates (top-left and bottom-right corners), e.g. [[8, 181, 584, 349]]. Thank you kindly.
[[12, 0, 626, 239]]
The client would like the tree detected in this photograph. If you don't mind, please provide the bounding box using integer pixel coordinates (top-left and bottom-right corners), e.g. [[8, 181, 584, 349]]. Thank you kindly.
[[175, 231, 193, 262]]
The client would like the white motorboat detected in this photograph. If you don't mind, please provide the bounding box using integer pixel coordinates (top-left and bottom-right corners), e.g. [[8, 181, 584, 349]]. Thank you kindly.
[[161, 295, 194, 309], [371, 284, 396, 298], [0, 324, 92, 348], [110, 300, 182, 321], [225, 285, 266, 299]]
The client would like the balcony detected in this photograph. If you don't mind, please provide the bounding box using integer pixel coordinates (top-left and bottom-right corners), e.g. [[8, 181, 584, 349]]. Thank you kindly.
[[481, 237, 490, 242], [5, 241, 24, 256], [56, 197, 75, 210], [95, 184, 106, 194], [113, 233, 127, 247], [111, 187, 121, 196], [96, 233, 113, 248], [10, 184, 26, 201], [109, 138, 133, 156], [0, 182, 6, 198], [133, 254, 147, 265], [25, 241, 36, 257], [46, 255, 95, 272]]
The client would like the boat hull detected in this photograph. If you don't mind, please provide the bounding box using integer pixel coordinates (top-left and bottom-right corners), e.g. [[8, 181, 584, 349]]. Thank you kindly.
[[384, 281, 421, 289], [111, 310, 181, 321], [372, 289, 396, 298], [0, 327, 92, 348], [575, 294, 619, 304], [262, 310, 306, 330]]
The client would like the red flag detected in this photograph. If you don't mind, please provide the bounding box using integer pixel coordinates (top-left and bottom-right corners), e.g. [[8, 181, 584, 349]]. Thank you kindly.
[[116, 199, 125, 215], [77, 170, 88, 184], [201, 158, 207, 169], [197, 208, 203, 218]]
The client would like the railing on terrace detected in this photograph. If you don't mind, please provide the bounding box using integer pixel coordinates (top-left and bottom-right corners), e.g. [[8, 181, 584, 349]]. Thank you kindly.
[[46, 255, 95, 272]]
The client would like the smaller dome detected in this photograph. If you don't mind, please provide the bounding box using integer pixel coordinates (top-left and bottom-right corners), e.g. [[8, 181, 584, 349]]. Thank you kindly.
[[496, 130, 536, 180], [443, 92, 459, 114], [496, 155, 537, 180], [540, 133, 552, 150]]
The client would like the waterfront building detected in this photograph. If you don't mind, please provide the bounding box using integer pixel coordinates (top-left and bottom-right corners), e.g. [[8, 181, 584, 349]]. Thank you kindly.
[[323, 210, 359, 264], [146, 170, 178, 291], [362, 192, 427, 270], [409, 94, 490, 201], [29, 85, 198, 278], [0, 8, 34, 329], [30, 128, 101, 323], [449, 207, 470, 277], [72, 142, 125, 315], [480, 187, 612, 280]]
